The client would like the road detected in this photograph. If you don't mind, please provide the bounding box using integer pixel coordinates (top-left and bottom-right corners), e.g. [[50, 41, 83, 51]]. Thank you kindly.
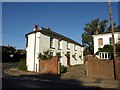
[[1, 62, 111, 89]]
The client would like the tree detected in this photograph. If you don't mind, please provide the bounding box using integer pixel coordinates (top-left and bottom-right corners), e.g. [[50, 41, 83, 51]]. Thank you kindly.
[[96, 45, 113, 59], [116, 43, 120, 56], [106, 23, 120, 32], [2, 46, 16, 62], [2, 45, 26, 63], [82, 19, 108, 55]]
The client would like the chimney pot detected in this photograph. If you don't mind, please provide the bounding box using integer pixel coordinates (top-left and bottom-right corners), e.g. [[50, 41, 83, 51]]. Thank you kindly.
[[34, 24, 38, 31]]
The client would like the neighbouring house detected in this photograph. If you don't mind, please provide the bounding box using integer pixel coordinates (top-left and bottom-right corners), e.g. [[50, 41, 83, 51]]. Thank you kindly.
[[25, 25, 84, 72], [92, 31, 120, 59]]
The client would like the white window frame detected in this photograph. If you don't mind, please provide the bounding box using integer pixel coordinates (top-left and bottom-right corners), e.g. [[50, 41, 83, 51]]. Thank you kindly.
[[58, 40, 62, 49], [67, 42, 70, 49], [99, 52, 109, 59], [74, 45, 77, 51]]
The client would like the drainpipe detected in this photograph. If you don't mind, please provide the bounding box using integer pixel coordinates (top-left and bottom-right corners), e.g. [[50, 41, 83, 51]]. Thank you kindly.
[[33, 24, 38, 72], [38, 36, 41, 73]]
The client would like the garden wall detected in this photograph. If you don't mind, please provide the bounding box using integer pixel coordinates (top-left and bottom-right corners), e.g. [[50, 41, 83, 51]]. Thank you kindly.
[[39, 57, 59, 75], [86, 56, 114, 79]]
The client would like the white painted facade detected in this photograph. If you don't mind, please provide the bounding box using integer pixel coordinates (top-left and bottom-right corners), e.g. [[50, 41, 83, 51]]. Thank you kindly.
[[92, 32, 120, 59], [26, 27, 84, 72]]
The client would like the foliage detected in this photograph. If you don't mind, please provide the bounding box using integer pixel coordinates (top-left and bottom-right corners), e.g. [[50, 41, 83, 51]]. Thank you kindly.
[[116, 43, 120, 56], [56, 52, 61, 58], [38, 50, 53, 60], [95, 44, 120, 59], [65, 51, 70, 58], [82, 18, 120, 56], [97, 45, 113, 59], [2, 45, 26, 63], [106, 24, 120, 32], [82, 19, 108, 55], [18, 58, 27, 71], [60, 63, 67, 74]]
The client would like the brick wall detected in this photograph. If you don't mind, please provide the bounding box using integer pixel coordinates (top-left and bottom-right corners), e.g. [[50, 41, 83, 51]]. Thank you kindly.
[[39, 56, 59, 75], [86, 56, 114, 79]]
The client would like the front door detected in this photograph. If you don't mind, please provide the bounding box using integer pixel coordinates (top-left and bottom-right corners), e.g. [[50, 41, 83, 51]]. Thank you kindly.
[[67, 57, 70, 66]]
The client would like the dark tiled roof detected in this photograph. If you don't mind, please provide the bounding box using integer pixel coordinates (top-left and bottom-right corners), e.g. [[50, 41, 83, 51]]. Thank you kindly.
[[25, 28, 83, 47], [92, 31, 120, 35]]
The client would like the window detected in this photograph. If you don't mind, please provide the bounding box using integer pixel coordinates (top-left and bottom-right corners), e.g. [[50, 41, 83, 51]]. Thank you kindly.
[[102, 53, 104, 59], [58, 40, 62, 49], [67, 42, 70, 49], [109, 37, 112, 44], [74, 45, 77, 51], [26, 37, 28, 47], [75, 53, 77, 60], [98, 38, 103, 46], [118, 35, 120, 43], [99, 52, 109, 59], [50, 37, 54, 48], [105, 53, 107, 58]]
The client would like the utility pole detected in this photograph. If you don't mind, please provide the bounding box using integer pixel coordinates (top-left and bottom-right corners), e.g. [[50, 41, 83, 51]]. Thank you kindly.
[[108, 0, 118, 80]]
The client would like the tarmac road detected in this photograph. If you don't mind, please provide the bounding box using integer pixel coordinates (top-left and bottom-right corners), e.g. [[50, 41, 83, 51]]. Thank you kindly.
[[1, 62, 119, 89], [2, 62, 19, 77], [2, 62, 103, 89]]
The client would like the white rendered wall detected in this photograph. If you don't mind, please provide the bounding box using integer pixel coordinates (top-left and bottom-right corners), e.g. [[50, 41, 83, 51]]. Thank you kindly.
[[26, 32, 40, 72], [93, 32, 119, 54], [26, 31, 84, 72]]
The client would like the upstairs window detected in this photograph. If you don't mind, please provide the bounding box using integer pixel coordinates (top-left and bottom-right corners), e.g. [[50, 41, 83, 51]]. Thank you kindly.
[[75, 53, 77, 60], [67, 42, 70, 49], [58, 40, 62, 49], [74, 45, 77, 51], [50, 37, 54, 48], [109, 37, 112, 44], [26, 37, 28, 47], [98, 38, 103, 46]]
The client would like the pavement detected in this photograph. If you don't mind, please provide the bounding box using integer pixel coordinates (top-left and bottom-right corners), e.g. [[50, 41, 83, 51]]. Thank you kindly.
[[4, 68, 119, 89]]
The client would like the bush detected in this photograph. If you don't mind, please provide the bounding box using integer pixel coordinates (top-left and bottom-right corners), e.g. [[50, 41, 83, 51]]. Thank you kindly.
[[38, 50, 53, 60], [18, 58, 27, 71], [60, 63, 67, 74]]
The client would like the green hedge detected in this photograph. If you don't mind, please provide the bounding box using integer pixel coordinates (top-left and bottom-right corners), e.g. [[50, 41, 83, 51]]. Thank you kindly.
[[18, 58, 27, 71], [60, 63, 67, 74]]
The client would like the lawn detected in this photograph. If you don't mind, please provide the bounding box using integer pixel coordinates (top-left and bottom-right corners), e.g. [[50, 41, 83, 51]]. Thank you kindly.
[[61, 64, 86, 80]]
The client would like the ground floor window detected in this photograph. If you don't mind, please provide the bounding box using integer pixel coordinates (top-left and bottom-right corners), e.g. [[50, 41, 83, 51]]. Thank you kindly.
[[99, 52, 110, 59]]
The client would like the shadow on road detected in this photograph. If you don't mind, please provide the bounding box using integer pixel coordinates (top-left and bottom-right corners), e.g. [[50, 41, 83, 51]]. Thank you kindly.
[[2, 73, 104, 89]]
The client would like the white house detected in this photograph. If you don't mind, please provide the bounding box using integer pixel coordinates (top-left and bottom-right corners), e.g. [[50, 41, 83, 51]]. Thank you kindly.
[[25, 25, 84, 72], [92, 31, 120, 59]]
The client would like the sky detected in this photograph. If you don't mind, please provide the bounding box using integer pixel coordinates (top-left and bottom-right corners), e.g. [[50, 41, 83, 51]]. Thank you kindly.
[[2, 2, 119, 49]]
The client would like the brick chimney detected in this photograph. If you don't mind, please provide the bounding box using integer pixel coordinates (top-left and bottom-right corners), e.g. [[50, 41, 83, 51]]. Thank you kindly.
[[33, 24, 38, 31]]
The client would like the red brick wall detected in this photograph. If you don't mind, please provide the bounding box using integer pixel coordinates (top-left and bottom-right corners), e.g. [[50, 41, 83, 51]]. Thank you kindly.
[[39, 57, 59, 75], [86, 56, 114, 79]]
